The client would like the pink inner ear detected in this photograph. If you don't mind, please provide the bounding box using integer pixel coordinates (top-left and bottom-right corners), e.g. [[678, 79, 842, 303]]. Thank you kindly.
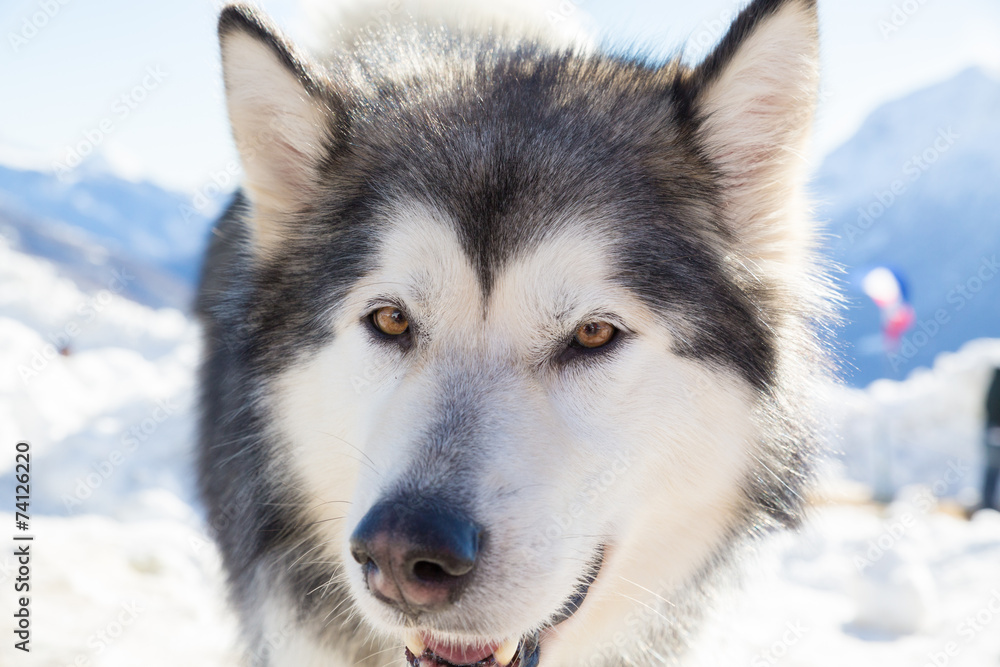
[[230, 96, 328, 211], [265, 137, 314, 189], [691, 1, 819, 250]]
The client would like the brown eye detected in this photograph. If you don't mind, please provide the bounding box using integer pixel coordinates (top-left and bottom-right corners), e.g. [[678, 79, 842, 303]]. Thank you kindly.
[[372, 306, 409, 336], [574, 321, 616, 349]]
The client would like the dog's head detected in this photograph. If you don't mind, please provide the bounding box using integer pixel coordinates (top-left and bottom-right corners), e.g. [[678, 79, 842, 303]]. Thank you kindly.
[[215, 0, 825, 663]]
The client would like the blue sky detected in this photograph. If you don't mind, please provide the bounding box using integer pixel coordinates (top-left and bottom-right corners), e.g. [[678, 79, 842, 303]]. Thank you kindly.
[[1, 0, 998, 192]]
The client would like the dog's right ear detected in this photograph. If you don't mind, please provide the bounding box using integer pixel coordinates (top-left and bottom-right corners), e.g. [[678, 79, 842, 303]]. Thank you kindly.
[[683, 0, 820, 273], [219, 5, 335, 253]]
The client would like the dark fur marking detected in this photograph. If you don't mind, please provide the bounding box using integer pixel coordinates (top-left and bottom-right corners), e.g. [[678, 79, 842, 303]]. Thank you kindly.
[[218, 5, 327, 98], [198, 0, 828, 662]]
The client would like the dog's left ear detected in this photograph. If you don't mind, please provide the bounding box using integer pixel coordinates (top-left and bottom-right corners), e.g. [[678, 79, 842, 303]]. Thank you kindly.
[[687, 0, 820, 267]]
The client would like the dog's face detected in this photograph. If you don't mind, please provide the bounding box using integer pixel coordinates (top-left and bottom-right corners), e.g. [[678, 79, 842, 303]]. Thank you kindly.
[[216, 0, 821, 664], [275, 206, 760, 657]]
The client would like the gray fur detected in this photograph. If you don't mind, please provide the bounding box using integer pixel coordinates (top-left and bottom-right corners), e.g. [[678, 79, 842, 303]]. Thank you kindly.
[[198, 0, 834, 664]]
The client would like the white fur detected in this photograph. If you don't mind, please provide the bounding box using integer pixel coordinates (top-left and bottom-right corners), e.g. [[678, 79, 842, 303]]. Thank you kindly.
[[296, 0, 595, 55], [271, 203, 759, 664]]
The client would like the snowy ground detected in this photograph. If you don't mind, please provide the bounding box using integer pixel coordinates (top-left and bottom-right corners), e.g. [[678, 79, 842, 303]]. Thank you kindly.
[[2, 239, 999, 666]]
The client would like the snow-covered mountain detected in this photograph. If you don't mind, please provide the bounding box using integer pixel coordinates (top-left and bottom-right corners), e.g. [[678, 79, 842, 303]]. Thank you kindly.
[[0, 156, 226, 310], [814, 67, 1000, 387]]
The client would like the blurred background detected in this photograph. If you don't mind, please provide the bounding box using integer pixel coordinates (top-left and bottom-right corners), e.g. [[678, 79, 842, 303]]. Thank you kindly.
[[1, 0, 998, 664]]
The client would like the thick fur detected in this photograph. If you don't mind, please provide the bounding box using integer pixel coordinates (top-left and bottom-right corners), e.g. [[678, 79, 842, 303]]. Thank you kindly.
[[197, 1, 833, 665]]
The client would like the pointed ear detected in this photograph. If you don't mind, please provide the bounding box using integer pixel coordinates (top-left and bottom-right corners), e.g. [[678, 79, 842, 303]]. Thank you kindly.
[[688, 0, 820, 268], [219, 5, 335, 252]]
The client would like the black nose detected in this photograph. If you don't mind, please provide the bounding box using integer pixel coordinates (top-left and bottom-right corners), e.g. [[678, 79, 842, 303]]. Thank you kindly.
[[349, 497, 482, 613]]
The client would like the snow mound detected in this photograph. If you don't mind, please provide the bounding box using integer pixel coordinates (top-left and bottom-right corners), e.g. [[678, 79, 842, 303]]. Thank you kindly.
[[689, 506, 1000, 666], [0, 513, 241, 666], [0, 237, 200, 518], [825, 338, 1000, 502]]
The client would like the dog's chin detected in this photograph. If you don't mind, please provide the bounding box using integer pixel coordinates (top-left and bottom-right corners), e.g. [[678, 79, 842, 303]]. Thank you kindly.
[[392, 546, 606, 667]]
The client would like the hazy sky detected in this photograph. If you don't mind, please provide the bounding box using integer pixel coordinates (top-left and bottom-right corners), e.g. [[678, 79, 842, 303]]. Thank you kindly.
[[1, 0, 998, 192]]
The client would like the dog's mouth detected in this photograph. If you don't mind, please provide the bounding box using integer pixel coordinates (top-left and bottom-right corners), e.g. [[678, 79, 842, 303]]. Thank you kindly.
[[404, 633, 536, 667], [403, 546, 605, 667]]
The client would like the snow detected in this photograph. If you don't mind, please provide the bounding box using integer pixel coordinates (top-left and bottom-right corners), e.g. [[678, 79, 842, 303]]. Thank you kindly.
[[2, 237, 999, 665], [0, 238, 199, 518], [824, 338, 1000, 503], [0, 513, 242, 666], [691, 506, 1000, 667]]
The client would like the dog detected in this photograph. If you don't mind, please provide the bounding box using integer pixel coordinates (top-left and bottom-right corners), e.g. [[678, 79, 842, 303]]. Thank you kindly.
[[196, 0, 832, 664]]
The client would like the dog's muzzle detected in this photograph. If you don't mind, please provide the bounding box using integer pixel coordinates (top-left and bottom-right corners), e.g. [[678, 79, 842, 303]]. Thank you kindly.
[[401, 547, 605, 667], [350, 497, 604, 667]]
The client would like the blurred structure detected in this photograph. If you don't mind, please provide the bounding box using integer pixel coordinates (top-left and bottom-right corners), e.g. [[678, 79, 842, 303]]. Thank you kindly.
[[984, 367, 1000, 510]]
